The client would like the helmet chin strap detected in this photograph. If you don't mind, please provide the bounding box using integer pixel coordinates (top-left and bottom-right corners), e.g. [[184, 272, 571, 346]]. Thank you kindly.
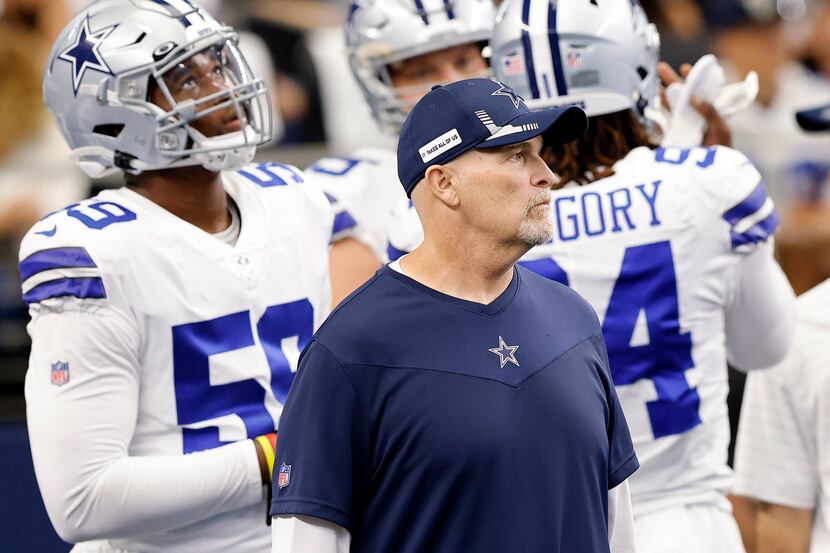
[[189, 126, 260, 172], [70, 124, 261, 177]]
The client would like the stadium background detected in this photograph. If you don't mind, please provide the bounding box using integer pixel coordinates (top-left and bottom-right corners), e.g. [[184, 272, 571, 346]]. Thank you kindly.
[[3, 0, 830, 550]]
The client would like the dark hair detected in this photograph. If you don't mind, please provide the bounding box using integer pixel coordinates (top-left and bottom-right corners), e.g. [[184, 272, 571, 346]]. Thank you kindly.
[[544, 109, 656, 187]]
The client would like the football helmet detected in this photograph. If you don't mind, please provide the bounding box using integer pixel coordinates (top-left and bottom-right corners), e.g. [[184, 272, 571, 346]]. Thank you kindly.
[[346, 0, 496, 134], [490, 0, 660, 118], [43, 0, 272, 177]]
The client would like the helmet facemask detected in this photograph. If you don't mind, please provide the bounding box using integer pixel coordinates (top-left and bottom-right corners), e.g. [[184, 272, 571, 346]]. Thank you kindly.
[[345, 0, 496, 135], [132, 30, 271, 172], [69, 27, 272, 176], [351, 41, 492, 134]]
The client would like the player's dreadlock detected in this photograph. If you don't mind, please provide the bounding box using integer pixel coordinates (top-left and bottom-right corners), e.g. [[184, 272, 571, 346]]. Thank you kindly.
[[545, 110, 656, 187]]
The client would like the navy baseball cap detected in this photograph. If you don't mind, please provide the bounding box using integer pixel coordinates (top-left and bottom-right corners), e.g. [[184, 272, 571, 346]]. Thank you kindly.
[[796, 104, 830, 132], [397, 78, 588, 197]]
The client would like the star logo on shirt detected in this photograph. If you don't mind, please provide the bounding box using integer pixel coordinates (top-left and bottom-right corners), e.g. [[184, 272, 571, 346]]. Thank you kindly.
[[488, 336, 520, 368], [491, 81, 524, 110], [58, 15, 118, 95]]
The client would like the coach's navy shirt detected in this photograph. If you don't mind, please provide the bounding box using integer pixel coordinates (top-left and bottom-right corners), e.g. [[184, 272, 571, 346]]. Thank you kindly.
[[270, 265, 638, 553]]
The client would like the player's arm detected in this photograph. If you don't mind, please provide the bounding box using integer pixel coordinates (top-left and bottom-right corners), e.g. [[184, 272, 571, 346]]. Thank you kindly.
[[271, 515, 350, 553], [724, 240, 795, 370], [755, 503, 812, 553], [608, 479, 637, 553], [26, 304, 267, 543], [733, 341, 818, 552], [329, 237, 381, 307], [710, 150, 796, 370]]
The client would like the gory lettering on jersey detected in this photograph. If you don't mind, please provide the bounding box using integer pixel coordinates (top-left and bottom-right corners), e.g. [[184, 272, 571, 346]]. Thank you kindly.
[[552, 180, 661, 242]]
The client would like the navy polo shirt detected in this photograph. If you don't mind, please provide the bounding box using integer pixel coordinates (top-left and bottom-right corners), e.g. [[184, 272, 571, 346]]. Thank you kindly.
[[270, 265, 638, 553]]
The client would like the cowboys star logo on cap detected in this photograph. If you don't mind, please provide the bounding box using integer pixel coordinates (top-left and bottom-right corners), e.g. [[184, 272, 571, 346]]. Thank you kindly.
[[58, 15, 118, 95], [491, 81, 524, 109]]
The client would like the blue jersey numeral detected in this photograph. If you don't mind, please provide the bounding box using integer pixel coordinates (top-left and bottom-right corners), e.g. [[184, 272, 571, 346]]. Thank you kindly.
[[66, 202, 137, 229], [528, 241, 700, 439], [655, 147, 716, 169], [238, 163, 303, 187], [601, 242, 699, 438], [172, 299, 313, 453], [308, 157, 378, 177]]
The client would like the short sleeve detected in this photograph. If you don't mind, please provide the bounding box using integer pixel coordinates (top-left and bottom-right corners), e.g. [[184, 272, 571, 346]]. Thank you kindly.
[[597, 338, 639, 489], [706, 147, 779, 252], [733, 355, 819, 509], [270, 340, 371, 532], [306, 150, 402, 260]]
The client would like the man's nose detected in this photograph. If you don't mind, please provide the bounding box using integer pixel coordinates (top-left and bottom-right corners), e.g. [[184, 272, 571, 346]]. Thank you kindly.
[[532, 156, 558, 189]]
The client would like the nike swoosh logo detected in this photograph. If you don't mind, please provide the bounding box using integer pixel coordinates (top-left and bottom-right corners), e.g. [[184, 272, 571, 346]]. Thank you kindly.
[[35, 226, 57, 237]]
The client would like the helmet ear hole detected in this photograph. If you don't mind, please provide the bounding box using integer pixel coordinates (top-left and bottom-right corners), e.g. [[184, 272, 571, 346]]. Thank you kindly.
[[93, 124, 125, 138], [637, 66, 649, 81]]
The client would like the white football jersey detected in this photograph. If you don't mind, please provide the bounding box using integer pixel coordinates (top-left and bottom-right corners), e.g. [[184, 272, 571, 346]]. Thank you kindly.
[[371, 145, 794, 515], [306, 147, 405, 262], [21, 163, 332, 552]]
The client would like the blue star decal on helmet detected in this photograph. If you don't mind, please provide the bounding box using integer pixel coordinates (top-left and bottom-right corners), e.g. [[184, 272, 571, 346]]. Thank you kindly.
[[58, 15, 118, 96], [491, 81, 525, 110]]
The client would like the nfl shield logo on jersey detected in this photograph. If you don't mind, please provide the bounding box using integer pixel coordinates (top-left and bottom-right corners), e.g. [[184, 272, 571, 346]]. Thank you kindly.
[[50, 361, 70, 386], [278, 463, 291, 489]]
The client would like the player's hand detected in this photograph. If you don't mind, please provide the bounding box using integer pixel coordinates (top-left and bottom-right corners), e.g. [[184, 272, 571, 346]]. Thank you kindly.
[[253, 432, 277, 485], [658, 61, 733, 148]]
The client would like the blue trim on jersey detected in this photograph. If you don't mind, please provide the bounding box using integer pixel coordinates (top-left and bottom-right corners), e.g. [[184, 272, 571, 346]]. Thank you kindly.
[[413, 0, 429, 24], [387, 243, 408, 261], [443, 0, 456, 19], [19, 247, 97, 282], [546, 3, 568, 96], [149, 0, 191, 27], [23, 277, 106, 305], [333, 211, 358, 235], [730, 210, 780, 249], [520, 0, 540, 99], [722, 181, 768, 226]]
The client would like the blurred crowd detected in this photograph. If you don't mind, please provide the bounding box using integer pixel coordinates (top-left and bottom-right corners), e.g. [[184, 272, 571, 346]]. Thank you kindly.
[[2, 0, 830, 390]]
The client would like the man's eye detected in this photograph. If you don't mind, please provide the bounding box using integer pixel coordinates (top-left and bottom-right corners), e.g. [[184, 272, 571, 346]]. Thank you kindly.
[[413, 68, 433, 81], [509, 152, 524, 162], [181, 77, 197, 90]]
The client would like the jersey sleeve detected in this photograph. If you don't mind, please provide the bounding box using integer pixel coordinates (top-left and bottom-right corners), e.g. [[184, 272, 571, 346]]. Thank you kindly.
[[733, 351, 819, 509], [701, 146, 780, 252], [306, 152, 400, 261], [235, 161, 336, 245], [19, 228, 264, 543], [270, 340, 371, 532]]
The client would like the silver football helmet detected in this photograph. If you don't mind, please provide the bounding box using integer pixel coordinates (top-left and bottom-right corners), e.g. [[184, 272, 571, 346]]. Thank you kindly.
[[491, 0, 660, 118], [346, 0, 496, 134], [43, 0, 272, 177]]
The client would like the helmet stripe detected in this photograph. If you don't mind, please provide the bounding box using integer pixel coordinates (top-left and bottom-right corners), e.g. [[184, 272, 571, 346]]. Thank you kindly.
[[443, 0, 456, 19], [546, 2, 568, 95], [149, 0, 204, 28], [520, 0, 540, 99], [413, 0, 430, 24]]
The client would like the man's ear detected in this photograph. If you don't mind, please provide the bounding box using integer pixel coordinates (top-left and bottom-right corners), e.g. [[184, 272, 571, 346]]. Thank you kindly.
[[423, 164, 460, 208]]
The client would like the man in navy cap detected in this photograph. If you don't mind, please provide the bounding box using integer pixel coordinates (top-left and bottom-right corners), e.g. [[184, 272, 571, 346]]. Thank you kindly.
[[269, 78, 639, 553]]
